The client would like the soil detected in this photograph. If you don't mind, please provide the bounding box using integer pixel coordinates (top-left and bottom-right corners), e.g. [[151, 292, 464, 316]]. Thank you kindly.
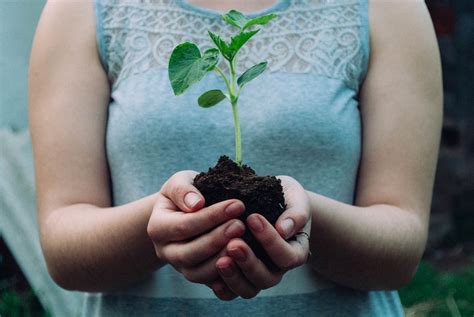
[[193, 155, 286, 269]]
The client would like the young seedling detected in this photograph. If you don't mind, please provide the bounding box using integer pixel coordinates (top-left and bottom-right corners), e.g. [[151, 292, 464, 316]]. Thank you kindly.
[[168, 10, 278, 166], [168, 10, 285, 268]]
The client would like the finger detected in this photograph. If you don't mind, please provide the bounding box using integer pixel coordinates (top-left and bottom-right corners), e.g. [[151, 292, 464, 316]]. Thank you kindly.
[[290, 231, 311, 263], [161, 219, 245, 267], [226, 239, 283, 289], [210, 280, 238, 301], [276, 207, 311, 241], [247, 213, 308, 271], [216, 256, 259, 299], [160, 170, 205, 212], [275, 176, 311, 239], [180, 249, 228, 285], [152, 192, 177, 211], [150, 199, 245, 242]]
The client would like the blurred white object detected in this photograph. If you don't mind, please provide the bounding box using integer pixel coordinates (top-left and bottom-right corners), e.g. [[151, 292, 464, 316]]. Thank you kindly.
[[0, 128, 83, 316]]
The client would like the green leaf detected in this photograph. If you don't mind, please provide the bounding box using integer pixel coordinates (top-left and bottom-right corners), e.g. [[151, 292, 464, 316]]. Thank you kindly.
[[168, 43, 219, 95], [198, 89, 227, 108], [208, 31, 233, 61], [209, 30, 259, 61], [243, 13, 278, 30], [222, 10, 248, 29], [229, 30, 259, 57], [237, 62, 268, 87]]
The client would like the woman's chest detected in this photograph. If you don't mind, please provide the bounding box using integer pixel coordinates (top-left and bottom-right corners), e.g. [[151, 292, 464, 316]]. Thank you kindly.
[[106, 69, 361, 183]]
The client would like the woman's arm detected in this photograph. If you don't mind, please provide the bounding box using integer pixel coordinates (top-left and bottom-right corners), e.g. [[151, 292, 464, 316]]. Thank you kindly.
[[30, 1, 245, 292], [29, 0, 162, 291], [307, 0, 442, 290]]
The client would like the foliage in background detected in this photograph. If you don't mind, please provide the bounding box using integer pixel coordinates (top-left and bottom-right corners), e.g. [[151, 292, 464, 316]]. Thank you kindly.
[[399, 261, 474, 317], [0, 289, 50, 317], [0, 238, 50, 317]]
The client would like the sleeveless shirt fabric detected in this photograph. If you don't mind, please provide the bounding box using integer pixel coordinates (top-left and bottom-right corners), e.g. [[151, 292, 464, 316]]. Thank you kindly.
[[85, 0, 405, 315]]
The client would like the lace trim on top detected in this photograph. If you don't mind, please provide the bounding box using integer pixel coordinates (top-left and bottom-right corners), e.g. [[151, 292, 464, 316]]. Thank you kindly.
[[96, 0, 369, 91]]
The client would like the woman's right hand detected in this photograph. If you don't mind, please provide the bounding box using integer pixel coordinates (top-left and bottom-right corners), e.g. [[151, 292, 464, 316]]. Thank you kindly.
[[147, 171, 246, 286]]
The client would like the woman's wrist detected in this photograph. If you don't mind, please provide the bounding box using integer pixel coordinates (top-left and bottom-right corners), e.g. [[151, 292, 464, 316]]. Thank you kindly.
[[305, 190, 425, 290], [41, 193, 162, 292]]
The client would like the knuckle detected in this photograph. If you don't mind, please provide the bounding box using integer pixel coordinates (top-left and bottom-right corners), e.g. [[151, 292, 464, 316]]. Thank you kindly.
[[174, 221, 192, 239], [293, 214, 309, 229], [260, 232, 278, 248], [295, 252, 307, 267], [216, 291, 235, 301], [182, 269, 199, 283], [173, 187, 189, 205], [262, 275, 282, 289], [169, 249, 186, 268], [298, 206, 310, 220], [251, 271, 283, 289], [208, 235, 224, 252], [258, 275, 281, 289], [278, 175, 293, 182], [207, 206, 224, 224], [178, 254, 193, 268], [151, 245, 167, 265], [159, 247, 172, 264], [176, 170, 197, 178], [280, 255, 299, 271], [170, 171, 189, 184], [160, 176, 176, 196], [153, 247, 164, 260], [147, 222, 161, 241], [278, 175, 295, 188], [160, 179, 170, 193], [162, 172, 190, 200], [173, 170, 187, 178], [164, 249, 178, 265], [182, 269, 207, 284]]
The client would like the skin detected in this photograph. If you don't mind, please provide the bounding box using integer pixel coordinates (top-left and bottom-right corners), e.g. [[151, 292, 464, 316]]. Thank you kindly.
[[188, 0, 279, 13], [29, 0, 442, 301]]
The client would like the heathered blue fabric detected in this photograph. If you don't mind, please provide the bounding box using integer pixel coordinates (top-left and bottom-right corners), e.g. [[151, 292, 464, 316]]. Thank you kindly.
[[83, 0, 405, 315]]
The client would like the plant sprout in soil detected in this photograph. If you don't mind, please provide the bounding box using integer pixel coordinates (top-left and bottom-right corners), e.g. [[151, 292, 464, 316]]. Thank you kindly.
[[168, 9, 277, 166]]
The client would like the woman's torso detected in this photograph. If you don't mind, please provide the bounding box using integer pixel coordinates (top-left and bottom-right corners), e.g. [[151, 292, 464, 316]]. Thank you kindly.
[[84, 0, 404, 315]]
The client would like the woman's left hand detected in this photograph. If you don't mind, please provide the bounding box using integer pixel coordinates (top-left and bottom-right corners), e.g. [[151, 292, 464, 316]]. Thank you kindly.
[[211, 175, 312, 300]]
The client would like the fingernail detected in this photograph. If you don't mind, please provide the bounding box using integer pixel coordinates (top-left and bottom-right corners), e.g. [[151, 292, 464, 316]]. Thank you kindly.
[[225, 202, 244, 217], [225, 221, 244, 238], [184, 192, 201, 209], [218, 265, 233, 278], [281, 218, 295, 239], [229, 248, 246, 262], [248, 215, 264, 233]]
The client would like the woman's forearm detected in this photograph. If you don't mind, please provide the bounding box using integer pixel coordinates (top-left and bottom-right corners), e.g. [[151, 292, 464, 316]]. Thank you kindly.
[[306, 191, 427, 291], [40, 193, 162, 292]]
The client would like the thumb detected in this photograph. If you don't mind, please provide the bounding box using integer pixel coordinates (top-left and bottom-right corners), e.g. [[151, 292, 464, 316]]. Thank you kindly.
[[160, 170, 205, 212], [275, 176, 311, 240]]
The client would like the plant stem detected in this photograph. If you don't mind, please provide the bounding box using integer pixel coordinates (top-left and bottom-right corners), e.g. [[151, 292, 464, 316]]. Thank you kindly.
[[228, 58, 242, 165], [216, 58, 242, 165], [215, 66, 231, 95], [216, 64, 241, 165], [231, 98, 242, 166], [230, 59, 237, 95]]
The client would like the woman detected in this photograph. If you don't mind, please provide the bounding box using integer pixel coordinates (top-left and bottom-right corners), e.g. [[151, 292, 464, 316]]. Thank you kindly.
[[29, 0, 442, 315]]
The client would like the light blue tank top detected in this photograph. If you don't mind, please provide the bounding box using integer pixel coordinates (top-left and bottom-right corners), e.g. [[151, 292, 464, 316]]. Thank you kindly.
[[84, 0, 404, 315]]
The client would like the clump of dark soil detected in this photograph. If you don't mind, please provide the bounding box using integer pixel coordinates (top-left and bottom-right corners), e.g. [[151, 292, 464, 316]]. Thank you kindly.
[[193, 155, 285, 269]]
